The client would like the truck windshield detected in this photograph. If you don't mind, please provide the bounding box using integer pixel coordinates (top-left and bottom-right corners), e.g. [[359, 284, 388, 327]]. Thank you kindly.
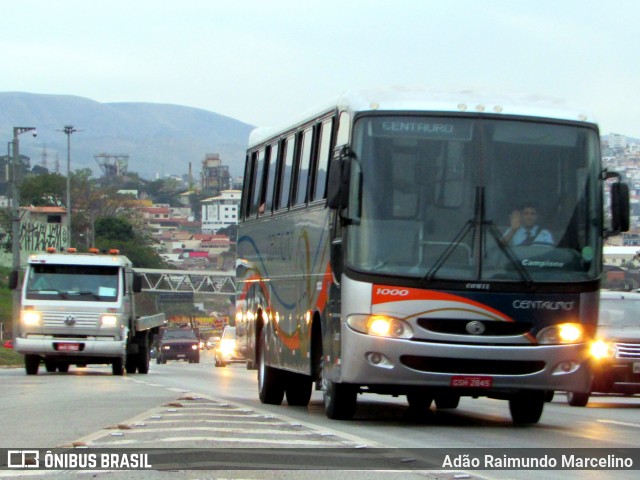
[[25, 264, 120, 301], [346, 115, 601, 283]]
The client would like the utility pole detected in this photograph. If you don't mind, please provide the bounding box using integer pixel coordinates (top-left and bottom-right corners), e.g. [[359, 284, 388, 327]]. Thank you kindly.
[[57, 125, 78, 248], [11, 127, 37, 340]]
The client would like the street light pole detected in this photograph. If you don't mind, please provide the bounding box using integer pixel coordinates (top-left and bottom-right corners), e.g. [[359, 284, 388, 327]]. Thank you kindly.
[[11, 126, 37, 341], [58, 125, 77, 248]]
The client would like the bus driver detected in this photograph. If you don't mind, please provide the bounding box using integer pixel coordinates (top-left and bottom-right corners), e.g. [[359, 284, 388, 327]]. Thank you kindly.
[[503, 204, 554, 246]]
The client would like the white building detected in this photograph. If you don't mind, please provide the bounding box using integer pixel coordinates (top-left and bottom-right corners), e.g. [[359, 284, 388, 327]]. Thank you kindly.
[[201, 189, 241, 233], [608, 133, 627, 150]]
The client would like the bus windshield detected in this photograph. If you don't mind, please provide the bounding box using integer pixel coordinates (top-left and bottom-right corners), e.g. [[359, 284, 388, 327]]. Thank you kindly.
[[346, 115, 601, 283], [25, 264, 120, 301]]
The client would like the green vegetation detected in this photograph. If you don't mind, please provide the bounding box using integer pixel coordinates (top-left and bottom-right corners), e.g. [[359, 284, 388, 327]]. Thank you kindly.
[[0, 266, 21, 366]]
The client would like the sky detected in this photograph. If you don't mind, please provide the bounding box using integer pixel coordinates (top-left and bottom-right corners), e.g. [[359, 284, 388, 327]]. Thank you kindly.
[[2, 0, 639, 137]]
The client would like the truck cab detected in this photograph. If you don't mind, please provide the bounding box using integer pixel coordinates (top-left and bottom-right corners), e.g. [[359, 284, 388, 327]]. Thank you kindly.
[[11, 248, 165, 375]]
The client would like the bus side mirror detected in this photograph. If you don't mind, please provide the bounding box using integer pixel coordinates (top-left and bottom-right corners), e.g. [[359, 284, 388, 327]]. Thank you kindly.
[[327, 147, 352, 209], [8, 270, 19, 290], [132, 273, 143, 293], [610, 181, 630, 234]]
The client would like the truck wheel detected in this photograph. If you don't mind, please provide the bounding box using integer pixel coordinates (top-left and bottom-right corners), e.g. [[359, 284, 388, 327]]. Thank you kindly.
[[45, 359, 57, 373], [25, 355, 40, 375], [137, 346, 150, 374], [57, 363, 69, 373], [126, 358, 137, 374], [112, 358, 124, 376]]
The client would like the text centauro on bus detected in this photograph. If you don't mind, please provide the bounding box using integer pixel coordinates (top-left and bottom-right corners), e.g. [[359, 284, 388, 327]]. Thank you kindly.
[[235, 86, 629, 424]]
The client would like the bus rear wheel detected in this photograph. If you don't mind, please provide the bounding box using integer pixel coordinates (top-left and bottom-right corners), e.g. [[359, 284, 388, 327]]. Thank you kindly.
[[285, 372, 313, 406], [509, 390, 544, 425], [257, 330, 284, 405]]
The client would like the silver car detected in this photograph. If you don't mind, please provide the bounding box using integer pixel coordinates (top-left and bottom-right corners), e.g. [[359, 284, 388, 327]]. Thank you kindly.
[[567, 290, 640, 406]]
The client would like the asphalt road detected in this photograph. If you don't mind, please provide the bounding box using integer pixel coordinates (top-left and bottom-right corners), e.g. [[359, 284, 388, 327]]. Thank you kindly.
[[1, 349, 639, 480]]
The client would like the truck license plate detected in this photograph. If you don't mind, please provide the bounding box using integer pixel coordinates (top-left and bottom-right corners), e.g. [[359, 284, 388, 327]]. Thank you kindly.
[[633, 362, 640, 374], [451, 375, 493, 388], [57, 343, 79, 352], [177, 354, 185, 358]]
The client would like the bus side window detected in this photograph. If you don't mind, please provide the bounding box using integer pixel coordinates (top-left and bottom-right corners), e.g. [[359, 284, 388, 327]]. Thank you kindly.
[[240, 152, 252, 219], [277, 135, 296, 210], [249, 148, 266, 216], [294, 127, 313, 206], [312, 118, 334, 202], [263, 143, 279, 214]]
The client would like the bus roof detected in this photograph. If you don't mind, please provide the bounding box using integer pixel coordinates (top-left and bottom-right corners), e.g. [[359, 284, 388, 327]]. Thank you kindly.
[[248, 86, 597, 148]]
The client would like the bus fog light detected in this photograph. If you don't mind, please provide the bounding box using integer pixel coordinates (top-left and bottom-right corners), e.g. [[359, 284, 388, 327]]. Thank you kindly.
[[366, 352, 394, 369], [553, 361, 580, 374]]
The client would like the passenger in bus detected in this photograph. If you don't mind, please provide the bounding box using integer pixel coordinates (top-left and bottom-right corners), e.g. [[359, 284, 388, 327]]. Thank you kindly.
[[503, 204, 554, 246]]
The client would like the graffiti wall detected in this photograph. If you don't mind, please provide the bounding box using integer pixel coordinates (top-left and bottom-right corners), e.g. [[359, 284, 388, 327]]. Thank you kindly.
[[20, 221, 69, 253]]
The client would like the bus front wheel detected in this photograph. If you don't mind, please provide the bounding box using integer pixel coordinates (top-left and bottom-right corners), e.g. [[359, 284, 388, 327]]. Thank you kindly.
[[509, 390, 544, 425], [323, 377, 357, 420]]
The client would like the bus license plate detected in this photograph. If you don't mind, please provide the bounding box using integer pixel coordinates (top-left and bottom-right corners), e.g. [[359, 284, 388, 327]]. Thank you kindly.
[[633, 363, 640, 374], [57, 343, 79, 352], [451, 376, 492, 388]]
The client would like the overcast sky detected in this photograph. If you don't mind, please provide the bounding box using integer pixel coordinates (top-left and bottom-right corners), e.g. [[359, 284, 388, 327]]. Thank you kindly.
[[2, 0, 638, 137]]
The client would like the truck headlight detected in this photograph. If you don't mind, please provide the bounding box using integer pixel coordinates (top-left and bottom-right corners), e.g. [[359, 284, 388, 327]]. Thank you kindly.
[[537, 323, 585, 344], [347, 314, 413, 339], [101, 315, 118, 327], [22, 311, 41, 326]]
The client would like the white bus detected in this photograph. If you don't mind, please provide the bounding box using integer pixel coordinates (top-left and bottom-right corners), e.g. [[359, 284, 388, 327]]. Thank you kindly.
[[236, 87, 629, 424]]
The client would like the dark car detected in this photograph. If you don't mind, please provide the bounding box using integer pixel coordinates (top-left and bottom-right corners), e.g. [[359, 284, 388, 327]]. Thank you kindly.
[[156, 328, 200, 364], [214, 326, 244, 367], [566, 290, 640, 406]]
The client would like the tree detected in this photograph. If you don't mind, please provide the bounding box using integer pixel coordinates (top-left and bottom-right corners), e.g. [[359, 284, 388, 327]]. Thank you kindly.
[[95, 217, 134, 241], [19, 172, 66, 206], [94, 216, 169, 269]]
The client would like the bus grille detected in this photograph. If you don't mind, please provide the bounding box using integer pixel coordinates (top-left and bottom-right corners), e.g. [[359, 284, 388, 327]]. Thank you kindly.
[[43, 312, 100, 328], [616, 343, 640, 360], [417, 318, 532, 336], [400, 355, 545, 375]]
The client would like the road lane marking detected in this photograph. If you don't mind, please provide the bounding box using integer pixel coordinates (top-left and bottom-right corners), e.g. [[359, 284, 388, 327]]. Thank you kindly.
[[598, 419, 640, 428]]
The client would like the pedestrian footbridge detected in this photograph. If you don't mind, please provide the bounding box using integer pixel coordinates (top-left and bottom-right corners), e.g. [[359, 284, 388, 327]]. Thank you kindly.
[[134, 269, 235, 296]]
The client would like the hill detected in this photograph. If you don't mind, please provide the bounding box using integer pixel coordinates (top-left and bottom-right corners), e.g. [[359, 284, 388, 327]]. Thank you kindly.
[[0, 92, 254, 179]]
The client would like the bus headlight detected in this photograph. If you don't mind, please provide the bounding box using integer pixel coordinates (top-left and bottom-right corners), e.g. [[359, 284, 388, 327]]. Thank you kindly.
[[22, 311, 41, 326], [537, 323, 584, 344], [590, 339, 615, 359], [101, 315, 118, 327], [347, 314, 413, 339]]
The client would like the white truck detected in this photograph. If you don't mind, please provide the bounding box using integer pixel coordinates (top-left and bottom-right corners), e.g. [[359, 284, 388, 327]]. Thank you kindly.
[[10, 249, 166, 375]]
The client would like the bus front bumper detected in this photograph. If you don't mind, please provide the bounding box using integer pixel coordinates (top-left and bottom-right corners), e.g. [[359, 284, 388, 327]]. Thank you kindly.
[[338, 327, 591, 394]]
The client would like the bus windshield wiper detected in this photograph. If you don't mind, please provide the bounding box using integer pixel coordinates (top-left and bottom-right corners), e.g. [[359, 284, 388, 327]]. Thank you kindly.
[[422, 220, 473, 283]]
